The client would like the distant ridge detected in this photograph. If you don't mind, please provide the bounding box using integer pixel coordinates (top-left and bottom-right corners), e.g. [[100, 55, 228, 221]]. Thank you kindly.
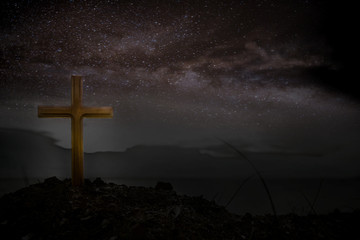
[[1, 128, 359, 179]]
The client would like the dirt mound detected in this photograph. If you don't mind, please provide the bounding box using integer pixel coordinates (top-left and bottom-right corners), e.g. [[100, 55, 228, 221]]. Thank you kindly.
[[0, 177, 358, 240]]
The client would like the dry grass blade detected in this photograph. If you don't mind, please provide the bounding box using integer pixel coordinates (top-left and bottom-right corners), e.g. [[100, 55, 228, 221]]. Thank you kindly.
[[311, 179, 323, 210], [225, 175, 254, 208], [302, 179, 323, 215], [302, 192, 318, 215], [218, 138, 277, 217]]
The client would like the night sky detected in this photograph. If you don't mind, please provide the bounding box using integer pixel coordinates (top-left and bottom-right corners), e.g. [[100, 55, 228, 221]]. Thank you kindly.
[[1, 0, 359, 180]]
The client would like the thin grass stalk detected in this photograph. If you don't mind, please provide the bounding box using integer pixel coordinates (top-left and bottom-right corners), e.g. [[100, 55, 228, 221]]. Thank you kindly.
[[225, 175, 254, 208], [218, 138, 277, 217], [302, 192, 318, 215], [311, 179, 323, 210]]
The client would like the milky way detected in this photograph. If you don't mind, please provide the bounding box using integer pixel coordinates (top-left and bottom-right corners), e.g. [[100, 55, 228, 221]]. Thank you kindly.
[[0, 0, 359, 161]]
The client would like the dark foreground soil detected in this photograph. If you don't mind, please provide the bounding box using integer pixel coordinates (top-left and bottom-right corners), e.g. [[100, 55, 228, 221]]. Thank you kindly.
[[0, 177, 358, 240]]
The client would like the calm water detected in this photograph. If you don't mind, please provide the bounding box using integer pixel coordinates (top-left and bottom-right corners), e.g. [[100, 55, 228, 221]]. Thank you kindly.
[[1, 177, 359, 215]]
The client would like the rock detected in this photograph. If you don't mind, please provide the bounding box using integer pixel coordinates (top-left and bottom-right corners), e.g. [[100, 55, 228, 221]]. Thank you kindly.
[[155, 181, 173, 191], [43, 176, 62, 185], [93, 177, 106, 186], [84, 179, 92, 185]]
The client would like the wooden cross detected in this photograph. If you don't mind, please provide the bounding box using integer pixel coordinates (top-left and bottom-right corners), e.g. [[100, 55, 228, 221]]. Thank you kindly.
[[38, 75, 113, 186]]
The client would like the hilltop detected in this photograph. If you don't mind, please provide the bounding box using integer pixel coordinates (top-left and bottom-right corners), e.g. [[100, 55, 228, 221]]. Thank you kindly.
[[0, 177, 357, 240]]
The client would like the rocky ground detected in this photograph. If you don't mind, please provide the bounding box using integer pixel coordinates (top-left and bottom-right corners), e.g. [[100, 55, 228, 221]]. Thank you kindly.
[[0, 177, 358, 240]]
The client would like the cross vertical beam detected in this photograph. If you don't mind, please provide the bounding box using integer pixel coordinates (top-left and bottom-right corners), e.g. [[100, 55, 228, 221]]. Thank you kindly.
[[71, 76, 84, 186], [38, 75, 113, 186], [72, 113, 84, 186]]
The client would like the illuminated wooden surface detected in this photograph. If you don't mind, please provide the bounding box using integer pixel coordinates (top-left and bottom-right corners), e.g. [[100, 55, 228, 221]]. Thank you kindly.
[[38, 75, 113, 186]]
